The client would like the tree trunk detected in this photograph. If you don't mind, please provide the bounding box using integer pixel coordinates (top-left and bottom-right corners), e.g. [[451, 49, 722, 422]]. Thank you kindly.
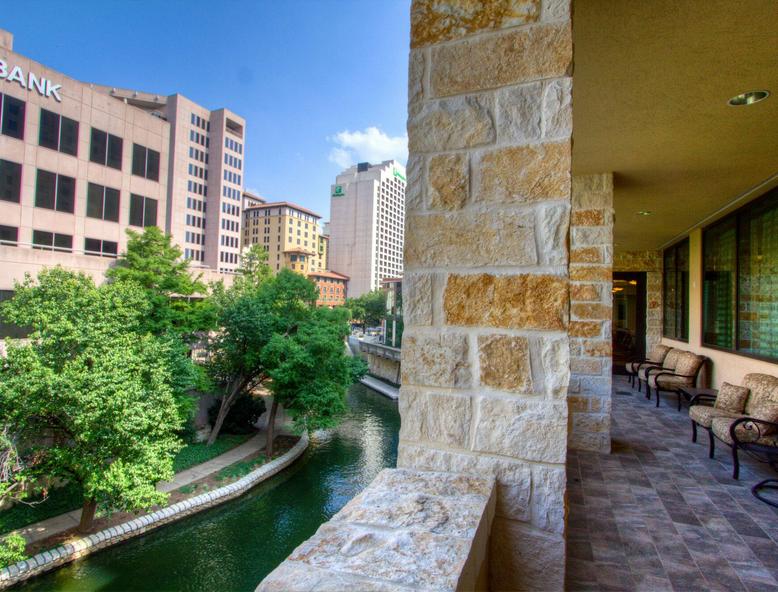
[[207, 396, 232, 445], [266, 399, 279, 458], [79, 498, 97, 533]]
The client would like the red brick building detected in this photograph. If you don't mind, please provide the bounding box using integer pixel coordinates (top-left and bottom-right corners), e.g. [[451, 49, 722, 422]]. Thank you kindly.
[[308, 270, 349, 308]]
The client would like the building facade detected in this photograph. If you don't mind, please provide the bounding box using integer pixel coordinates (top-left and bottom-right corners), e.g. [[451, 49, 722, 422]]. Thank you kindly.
[[328, 160, 405, 297], [309, 270, 348, 308], [0, 29, 246, 292], [242, 201, 327, 273]]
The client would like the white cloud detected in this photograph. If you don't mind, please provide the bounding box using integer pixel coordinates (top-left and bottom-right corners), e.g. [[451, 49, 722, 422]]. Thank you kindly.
[[328, 126, 408, 169]]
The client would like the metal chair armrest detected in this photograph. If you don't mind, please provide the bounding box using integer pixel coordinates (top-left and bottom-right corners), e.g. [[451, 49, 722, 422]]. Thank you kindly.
[[730, 417, 778, 446], [689, 393, 717, 407]]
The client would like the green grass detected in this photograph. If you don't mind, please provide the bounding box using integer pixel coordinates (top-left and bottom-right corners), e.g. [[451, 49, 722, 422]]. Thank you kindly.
[[172, 433, 253, 473], [215, 455, 267, 481], [0, 433, 253, 536]]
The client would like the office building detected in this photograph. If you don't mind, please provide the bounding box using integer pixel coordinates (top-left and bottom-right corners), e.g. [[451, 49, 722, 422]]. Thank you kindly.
[[0, 29, 246, 292], [328, 160, 405, 297]]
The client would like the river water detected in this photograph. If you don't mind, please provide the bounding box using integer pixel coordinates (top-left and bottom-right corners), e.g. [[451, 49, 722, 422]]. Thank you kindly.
[[21, 384, 399, 591]]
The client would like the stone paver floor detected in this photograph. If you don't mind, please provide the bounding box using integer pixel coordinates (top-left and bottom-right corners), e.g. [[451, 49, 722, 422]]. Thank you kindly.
[[567, 376, 778, 592]]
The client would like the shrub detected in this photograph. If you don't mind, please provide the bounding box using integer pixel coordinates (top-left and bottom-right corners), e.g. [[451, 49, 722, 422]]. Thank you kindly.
[[208, 394, 266, 435], [0, 533, 27, 568]]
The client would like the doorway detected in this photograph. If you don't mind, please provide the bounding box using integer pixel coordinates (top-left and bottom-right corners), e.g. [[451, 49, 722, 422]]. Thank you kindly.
[[612, 272, 646, 375]]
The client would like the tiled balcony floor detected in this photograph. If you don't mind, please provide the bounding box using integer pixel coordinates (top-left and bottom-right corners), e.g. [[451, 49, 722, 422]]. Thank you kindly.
[[566, 376, 778, 592]]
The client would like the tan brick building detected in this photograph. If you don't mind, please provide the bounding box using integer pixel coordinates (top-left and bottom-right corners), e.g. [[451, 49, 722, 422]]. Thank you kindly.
[[242, 201, 327, 273]]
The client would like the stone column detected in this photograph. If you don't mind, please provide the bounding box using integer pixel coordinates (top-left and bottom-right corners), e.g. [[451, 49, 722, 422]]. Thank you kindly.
[[568, 174, 614, 453], [399, 1, 573, 589]]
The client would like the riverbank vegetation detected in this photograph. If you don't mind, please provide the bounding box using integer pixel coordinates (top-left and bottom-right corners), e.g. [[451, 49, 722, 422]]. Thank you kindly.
[[0, 230, 364, 548]]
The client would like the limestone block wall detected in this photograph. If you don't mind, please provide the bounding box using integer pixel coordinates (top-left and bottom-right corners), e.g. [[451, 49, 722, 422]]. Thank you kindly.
[[613, 250, 663, 354], [568, 175, 614, 453], [400, 1, 573, 589]]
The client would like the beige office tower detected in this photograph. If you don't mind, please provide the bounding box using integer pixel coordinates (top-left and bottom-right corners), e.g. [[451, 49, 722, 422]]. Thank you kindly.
[[242, 202, 327, 274], [97, 91, 246, 273], [0, 28, 247, 297], [328, 160, 405, 297]]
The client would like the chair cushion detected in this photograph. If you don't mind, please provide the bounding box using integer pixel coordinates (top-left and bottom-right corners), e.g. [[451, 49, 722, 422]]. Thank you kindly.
[[690, 405, 743, 428], [661, 349, 683, 371], [711, 416, 778, 447], [626, 362, 640, 374], [649, 344, 672, 364], [674, 352, 705, 378], [648, 372, 691, 390], [715, 382, 750, 413], [743, 374, 778, 415]]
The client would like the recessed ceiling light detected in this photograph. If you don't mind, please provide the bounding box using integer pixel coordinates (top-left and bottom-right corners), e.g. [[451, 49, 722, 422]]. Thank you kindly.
[[728, 90, 770, 106], [636, 210, 652, 216]]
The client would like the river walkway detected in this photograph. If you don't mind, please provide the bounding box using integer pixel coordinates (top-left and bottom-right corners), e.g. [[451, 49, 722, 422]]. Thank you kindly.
[[16, 432, 267, 545]]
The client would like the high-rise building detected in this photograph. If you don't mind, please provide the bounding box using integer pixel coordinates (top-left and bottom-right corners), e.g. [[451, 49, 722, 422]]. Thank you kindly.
[[91, 90, 246, 273], [328, 160, 405, 297], [242, 201, 327, 274], [0, 29, 246, 294]]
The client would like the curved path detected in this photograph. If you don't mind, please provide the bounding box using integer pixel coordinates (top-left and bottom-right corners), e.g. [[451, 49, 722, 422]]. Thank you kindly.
[[18, 433, 267, 545]]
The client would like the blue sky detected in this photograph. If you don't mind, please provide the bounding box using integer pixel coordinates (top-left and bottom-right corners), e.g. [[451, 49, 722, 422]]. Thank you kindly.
[[4, 0, 411, 220]]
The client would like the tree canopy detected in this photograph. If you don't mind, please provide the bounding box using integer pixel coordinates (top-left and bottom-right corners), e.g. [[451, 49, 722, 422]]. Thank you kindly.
[[344, 290, 387, 327], [206, 267, 366, 451], [106, 227, 214, 336], [0, 268, 191, 531]]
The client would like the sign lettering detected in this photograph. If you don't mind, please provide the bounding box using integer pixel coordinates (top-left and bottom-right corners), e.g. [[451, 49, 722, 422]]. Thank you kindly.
[[0, 60, 62, 102]]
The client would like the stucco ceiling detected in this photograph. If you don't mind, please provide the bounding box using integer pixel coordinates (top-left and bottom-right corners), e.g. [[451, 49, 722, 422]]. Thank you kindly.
[[572, 0, 778, 252]]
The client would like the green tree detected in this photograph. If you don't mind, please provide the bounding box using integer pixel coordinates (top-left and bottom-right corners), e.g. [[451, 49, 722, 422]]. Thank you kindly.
[[206, 269, 365, 452], [0, 268, 187, 532], [345, 290, 386, 327], [106, 227, 214, 336], [262, 306, 366, 455]]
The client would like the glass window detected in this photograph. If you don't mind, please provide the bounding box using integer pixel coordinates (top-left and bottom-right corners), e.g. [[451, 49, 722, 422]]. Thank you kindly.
[[1, 95, 25, 140], [106, 135, 123, 169], [663, 239, 689, 341], [59, 116, 78, 156], [34, 169, 56, 210], [0, 159, 22, 203], [703, 188, 778, 360], [39, 109, 59, 150], [0, 225, 18, 246], [39, 109, 78, 155], [56, 175, 75, 213], [84, 237, 101, 255], [129, 194, 157, 227], [32, 230, 72, 252], [104, 187, 120, 222], [32, 230, 53, 249], [132, 143, 145, 177], [86, 183, 103, 219], [131, 143, 159, 180], [89, 128, 107, 164], [129, 194, 144, 227], [146, 149, 160, 181]]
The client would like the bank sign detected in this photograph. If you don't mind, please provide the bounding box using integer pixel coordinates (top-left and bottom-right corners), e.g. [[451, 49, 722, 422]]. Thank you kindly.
[[0, 61, 62, 102], [332, 185, 344, 197], [392, 168, 406, 182]]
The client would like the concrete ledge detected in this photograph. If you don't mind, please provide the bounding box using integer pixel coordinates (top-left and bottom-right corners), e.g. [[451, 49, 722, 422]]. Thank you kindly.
[[360, 375, 399, 400], [0, 433, 309, 589], [257, 468, 495, 592]]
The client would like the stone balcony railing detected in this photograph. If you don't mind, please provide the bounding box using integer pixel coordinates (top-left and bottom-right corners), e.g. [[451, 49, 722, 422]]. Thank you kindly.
[[257, 468, 495, 591]]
